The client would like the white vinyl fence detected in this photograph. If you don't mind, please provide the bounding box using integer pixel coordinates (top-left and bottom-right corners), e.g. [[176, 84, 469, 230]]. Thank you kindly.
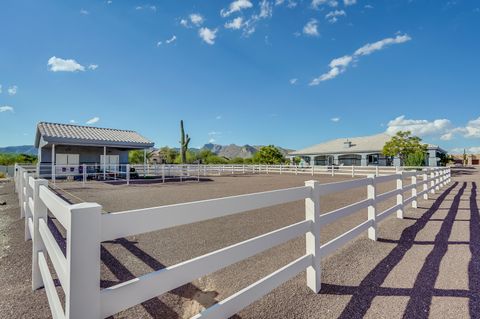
[[0, 165, 15, 177], [18, 163, 428, 187], [14, 165, 451, 319]]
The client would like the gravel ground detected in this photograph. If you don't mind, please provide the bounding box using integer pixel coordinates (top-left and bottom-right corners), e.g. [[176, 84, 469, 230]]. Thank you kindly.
[[1, 168, 478, 319]]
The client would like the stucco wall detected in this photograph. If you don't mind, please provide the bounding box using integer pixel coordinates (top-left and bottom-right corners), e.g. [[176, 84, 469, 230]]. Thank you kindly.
[[40, 145, 129, 164]]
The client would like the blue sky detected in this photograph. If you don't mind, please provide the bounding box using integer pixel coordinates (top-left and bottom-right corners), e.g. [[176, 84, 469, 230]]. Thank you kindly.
[[1, 0, 480, 153]]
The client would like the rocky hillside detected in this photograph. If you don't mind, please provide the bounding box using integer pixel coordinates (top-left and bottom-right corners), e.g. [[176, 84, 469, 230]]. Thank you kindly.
[[202, 143, 293, 159], [0, 145, 37, 155]]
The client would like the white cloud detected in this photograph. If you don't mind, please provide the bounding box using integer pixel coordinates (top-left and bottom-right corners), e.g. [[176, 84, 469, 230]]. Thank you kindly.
[[329, 55, 353, 68], [259, 0, 273, 18], [216, 115, 222, 120], [0, 106, 14, 113], [209, 138, 216, 143], [225, 17, 244, 29], [80, 9, 89, 15], [344, 0, 357, 6], [289, 78, 298, 84], [69, 120, 76, 123], [460, 117, 480, 138], [364, 4, 374, 9], [48, 56, 85, 72], [180, 19, 189, 28], [287, 0, 298, 8], [7, 85, 18, 96], [331, 117, 340, 122], [86, 117, 100, 124], [199, 27, 218, 45], [440, 132, 453, 141], [88, 64, 99, 70], [303, 19, 319, 36], [325, 9, 346, 23], [310, 34, 411, 84], [166, 35, 176, 44], [354, 34, 412, 56], [221, 0, 253, 17], [312, 0, 338, 9], [135, 5, 156, 12], [190, 13, 204, 26], [385, 115, 452, 136], [450, 146, 480, 154], [310, 67, 341, 85]]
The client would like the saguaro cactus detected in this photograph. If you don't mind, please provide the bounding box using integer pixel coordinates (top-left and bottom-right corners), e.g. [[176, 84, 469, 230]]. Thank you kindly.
[[180, 120, 190, 164]]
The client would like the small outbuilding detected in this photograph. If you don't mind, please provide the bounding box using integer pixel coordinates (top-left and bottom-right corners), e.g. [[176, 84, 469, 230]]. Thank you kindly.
[[289, 133, 447, 167], [34, 122, 154, 177]]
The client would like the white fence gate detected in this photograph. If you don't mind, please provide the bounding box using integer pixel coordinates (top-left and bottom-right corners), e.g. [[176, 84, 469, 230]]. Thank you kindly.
[[14, 165, 451, 319]]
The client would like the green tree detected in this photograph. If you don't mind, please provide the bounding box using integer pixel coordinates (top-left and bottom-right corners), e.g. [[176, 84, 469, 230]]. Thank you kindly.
[[382, 131, 427, 165], [174, 150, 198, 164], [404, 150, 426, 167], [0, 153, 37, 165], [229, 157, 245, 164], [157, 146, 178, 164], [129, 150, 153, 164], [252, 145, 286, 164], [292, 156, 301, 165]]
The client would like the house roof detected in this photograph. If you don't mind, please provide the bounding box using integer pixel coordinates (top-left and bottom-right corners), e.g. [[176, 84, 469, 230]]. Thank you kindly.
[[290, 133, 443, 156], [34, 122, 155, 149]]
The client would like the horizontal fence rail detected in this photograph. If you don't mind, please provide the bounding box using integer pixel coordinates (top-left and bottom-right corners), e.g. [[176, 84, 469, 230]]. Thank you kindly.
[[13, 164, 451, 319], [14, 163, 439, 188]]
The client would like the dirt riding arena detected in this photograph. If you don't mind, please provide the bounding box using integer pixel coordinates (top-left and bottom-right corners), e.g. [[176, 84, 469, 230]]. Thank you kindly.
[[1, 169, 479, 318]]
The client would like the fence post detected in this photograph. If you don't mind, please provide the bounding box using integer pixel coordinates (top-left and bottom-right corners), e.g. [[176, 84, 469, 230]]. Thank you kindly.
[[24, 173, 33, 241], [82, 164, 87, 187], [305, 180, 321, 293], [295, 164, 298, 175], [66, 202, 102, 319], [197, 164, 200, 182], [411, 173, 418, 208], [351, 166, 355, 178], [430, 170, 436, 193], [19, 168, 24, 218], [396, 172, 404, 219], [331, 165, 334, 177], [375, 166, 379, 177], [367, 174, 377, 241], [162, 164, 165, 183], [435, 169, 440, 191], [126, 164, 130, 185], [32, 179, 49, 290], [422, 170, 429, 200], [14, 164, 18, 193]]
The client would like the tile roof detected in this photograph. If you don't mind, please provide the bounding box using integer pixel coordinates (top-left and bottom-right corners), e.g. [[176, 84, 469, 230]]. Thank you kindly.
[[35, 122, 154, 148], [290, 133, 441, 155]]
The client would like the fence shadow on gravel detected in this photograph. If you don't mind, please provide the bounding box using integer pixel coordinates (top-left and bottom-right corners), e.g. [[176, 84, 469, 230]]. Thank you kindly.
[[468, 182, 480, 318], [46, 219, 228, 318], [321, 181, 480, 319]]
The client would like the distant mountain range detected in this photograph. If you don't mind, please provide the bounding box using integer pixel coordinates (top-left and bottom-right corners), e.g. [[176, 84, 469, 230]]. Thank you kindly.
[[0, 145, 37, 155], [202, 143, 293, 159], [0, 144, 294, 159]]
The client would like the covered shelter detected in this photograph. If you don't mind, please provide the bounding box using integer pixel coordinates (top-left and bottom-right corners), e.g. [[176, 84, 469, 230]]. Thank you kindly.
[[34, 122, 154, 178], [289, 133, 447, 167]]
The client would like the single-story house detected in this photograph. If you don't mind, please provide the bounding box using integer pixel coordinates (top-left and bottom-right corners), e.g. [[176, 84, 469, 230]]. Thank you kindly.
[[452, 153, 480, 166], [34, 122, 154, 177], [288, 133, 447, 167]]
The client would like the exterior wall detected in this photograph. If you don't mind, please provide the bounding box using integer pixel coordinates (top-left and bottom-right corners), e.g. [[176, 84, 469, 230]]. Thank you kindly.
[[296, 152, 393, 166], [40, 145, 130, 165]]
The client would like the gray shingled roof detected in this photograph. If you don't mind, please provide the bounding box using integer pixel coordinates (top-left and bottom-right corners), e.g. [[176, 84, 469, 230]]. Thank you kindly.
[[35, 122, 154, 149], [290, 133, 442, 156]]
